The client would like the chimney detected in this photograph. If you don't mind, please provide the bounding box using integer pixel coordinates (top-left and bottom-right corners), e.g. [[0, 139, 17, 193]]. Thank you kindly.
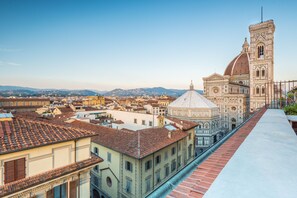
[[168, 131, 172, 138]]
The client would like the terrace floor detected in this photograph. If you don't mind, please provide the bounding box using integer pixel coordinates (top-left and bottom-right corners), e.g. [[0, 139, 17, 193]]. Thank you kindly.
[[168, 109, 297, 198]]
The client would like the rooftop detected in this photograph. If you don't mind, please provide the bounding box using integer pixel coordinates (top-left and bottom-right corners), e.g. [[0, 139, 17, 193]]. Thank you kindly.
[[204, 109, 297, 198], [165, 117, 198, 131], [168, 86, 217, 109], [0, 98, 50, 102], [69, 120, 190, 159], [166, 109, 297, 198], [0, 154, 102, 197], [0, 117, 96, 155]]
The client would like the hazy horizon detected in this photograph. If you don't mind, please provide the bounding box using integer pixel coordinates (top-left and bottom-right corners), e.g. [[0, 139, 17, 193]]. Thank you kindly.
[[1, 0, 297, 90]]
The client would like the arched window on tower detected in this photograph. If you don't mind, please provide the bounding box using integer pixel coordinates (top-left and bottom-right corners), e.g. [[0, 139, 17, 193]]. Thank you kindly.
[[262, 69, 265, 77], [256, 87, 260, 94], [256, 70, 260, 77], [257, 44, 264, 59], [262, 86, 265, 94]]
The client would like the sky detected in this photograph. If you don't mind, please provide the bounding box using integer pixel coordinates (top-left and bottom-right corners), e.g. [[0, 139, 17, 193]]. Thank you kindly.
[[0, 0, 296, 91]]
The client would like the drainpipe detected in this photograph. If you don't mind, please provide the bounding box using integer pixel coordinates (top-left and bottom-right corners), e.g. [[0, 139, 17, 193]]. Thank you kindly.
[[176, 142, 178, 171], [152, 152, 155, 191], [78, 172, 80, 198], [74, 139, 77, 163]]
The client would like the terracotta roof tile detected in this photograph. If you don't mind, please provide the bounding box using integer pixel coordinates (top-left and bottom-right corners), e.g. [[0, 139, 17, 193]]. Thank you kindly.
[[0, 154, 102, 197], [70, 121, 188, 159], [0, 98, 50, 102], [165, 117, 198, 131], [0, 117, 96, 155]]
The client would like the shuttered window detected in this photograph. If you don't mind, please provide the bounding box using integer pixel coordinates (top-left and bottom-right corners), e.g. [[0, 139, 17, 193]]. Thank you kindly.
[[70, 180, 78, 198], [46, 189, 54, 198], [4, 158, 26, 184]]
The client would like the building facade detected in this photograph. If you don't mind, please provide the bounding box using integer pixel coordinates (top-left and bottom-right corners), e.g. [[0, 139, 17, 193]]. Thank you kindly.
[[203, 20, 275, 129], [83, 96, 105, 107], [203, 73, 250, 131], [68, 118, 196, 198], [0, 98, 50, 112], [0, 114, 102, 198], [167, 82, 222, 155], [249, 20, 275, 111]]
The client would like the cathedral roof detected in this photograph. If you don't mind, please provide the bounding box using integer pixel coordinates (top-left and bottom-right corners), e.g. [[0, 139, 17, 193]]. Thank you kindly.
[[168, 82, 217, 109], [224, 38, 250, 76]]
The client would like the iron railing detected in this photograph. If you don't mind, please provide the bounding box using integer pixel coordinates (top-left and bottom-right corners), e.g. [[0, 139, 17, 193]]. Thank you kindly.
[[265, 80, 297, 109]]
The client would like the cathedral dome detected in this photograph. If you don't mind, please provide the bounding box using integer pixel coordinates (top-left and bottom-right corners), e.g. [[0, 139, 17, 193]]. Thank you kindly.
[[167, 82, 219, 120], [168, 81, 217, 109], [224, 38, 250, 76]]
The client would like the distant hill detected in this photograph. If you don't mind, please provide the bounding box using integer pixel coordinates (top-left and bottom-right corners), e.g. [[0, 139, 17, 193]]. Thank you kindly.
[[0, 85, 99, 97], [0, 85, 203, 97], [104, 87, 203, 97]]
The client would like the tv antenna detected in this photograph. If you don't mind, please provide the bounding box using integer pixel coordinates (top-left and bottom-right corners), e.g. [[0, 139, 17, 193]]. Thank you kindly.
[[261, 6, 263, 23]]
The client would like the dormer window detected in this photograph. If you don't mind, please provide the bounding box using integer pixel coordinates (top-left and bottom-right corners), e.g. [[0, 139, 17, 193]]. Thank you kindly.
[[258, 44, 264, 59]]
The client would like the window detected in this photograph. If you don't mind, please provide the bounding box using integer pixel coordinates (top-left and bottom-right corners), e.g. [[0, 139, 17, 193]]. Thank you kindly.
[[256, 70, 260, 77], [165, 151, 168, 160], [134, 119, 137, 124], [145, 160, 152, 171], [156, 170, 161, 184], [258, 45, 264, 58], [171, 160, 176, 172], [188, 133, 192, 140], [94, 147, 98, 155], [165, 165, 170, 177], [177, 156, 181, 167], [94, 165, 99, 172], [107, 152, 111, 162], [142, 120, 146, 125], [106, 177, 112, 187], [204, 137, 210, 145], [155, 155, 161, 165], [262, 69, 265, 77], [256, 87, 260, 94], [149, 121, 153, 126], [145, 177, 151, 193], [262, 87, 265, 94], [4, 158, 26, 184], [188, 144, 193, 158], [126, 178, 132, 193], [125, 161, 133, 172], [197, 137, 203, 146], [171, 147, 176, 156], [94, 176, 99, 187], [53, 183, 67, 198]]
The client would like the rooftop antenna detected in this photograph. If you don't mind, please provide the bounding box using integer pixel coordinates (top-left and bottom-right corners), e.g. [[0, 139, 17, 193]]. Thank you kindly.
[[261, 6, 263, 23]]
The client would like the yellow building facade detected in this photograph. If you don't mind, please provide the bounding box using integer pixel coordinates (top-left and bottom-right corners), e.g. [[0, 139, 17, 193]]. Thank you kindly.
[[83, 96, 105, 107], [69, 119, 196, 198], [0, 115, 102, 198]]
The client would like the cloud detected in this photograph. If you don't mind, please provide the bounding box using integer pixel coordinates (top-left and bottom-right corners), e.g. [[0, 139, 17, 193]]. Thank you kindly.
[[0, 48, 22, 52], [0, 60, 21, 67]]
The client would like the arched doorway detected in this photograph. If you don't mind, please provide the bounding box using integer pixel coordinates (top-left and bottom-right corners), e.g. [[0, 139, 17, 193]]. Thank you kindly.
[[231, 118, 236, 130], [93, 189, 100, 198], [213, 135, 217, 143]]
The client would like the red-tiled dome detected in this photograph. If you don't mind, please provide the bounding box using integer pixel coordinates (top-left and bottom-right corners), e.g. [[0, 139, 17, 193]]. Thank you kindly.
[[224, 52, 250, 76]]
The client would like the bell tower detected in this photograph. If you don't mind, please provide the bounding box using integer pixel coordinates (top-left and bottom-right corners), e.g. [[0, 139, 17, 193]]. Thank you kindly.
[[249, 20, 275, 111]]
